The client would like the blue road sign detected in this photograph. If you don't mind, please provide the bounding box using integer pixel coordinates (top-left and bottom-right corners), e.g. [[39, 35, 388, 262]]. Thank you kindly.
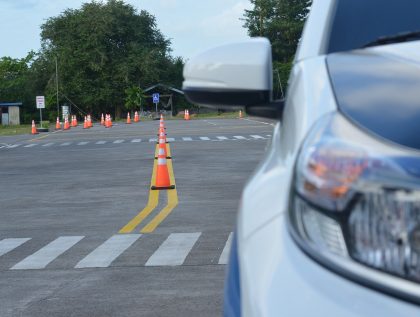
[[153, 93, 160, 104]]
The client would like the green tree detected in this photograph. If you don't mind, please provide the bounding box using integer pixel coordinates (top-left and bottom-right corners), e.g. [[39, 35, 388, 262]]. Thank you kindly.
[[243, 0, 311, 62], [243, 0, 311, 92], [0, 52, 34, 102], [124, 86, 145, 111], [40, 0, 183, 117]]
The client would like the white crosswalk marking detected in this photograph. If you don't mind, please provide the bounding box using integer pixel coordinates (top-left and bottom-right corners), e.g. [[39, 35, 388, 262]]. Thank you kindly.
[[166, 138, 175, 142], [182, 137, 192, 141], [77, 141, 89, 145], [0, 238, 31, 257], [96, 141, 107, 144], [233, 136, 247, 140], [24, 144, 37, 148], [113, 140, 124, 144], [11, 236, 84, 270], [60, 142, 71, 146], [8, 144, 21, 148], [216, 136, 228, 140], [42, 143, 54, 147], [131, 139, 142, 143], [250, 135, 265, 139], [75, 234, 141, 268], [145, 233, 201, 266], [218, 233, 233, 265], [199, 137, 210, 141], [149, 138, 157, 143]]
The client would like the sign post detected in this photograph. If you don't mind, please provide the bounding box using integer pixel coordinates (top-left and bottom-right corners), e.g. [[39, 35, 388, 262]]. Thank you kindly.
[[36, 96, 45, 128], [152, 93, 160, 114], [62, 105, 69, 120]]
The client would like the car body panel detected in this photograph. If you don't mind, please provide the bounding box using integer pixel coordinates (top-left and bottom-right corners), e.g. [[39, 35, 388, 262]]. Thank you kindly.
[[295, 0, 336, 62], [239, 214, 420, 317], [238, 56, 337, 240], [327, 41, 420, 150]]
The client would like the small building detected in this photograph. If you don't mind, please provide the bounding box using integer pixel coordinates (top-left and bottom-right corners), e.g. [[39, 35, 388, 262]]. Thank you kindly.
[[0, 102, 22, 125]]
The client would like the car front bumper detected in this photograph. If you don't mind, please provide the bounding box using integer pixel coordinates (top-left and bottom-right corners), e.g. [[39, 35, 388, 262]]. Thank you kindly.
[[235, 214, 419, 317]]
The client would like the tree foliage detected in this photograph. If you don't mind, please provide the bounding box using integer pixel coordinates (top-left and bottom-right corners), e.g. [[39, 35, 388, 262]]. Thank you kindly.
[[0, 1, 185, 123], [39, 0, 183, 117], [243, 0, 311, 91], [243, 0, 311, 62]]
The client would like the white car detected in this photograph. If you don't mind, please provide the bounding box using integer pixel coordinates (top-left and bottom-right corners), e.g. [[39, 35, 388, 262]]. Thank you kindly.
[[183, 1, 420, 316]]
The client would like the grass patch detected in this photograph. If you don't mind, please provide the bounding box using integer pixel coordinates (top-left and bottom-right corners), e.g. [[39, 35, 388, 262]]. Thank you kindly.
[[187, 111, 242, 119], [0, 121, 52, 136], [0, 124, 32, 136]]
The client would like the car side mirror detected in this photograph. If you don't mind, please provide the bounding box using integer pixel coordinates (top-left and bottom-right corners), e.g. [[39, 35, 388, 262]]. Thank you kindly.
[[182, 38, 284, 119]]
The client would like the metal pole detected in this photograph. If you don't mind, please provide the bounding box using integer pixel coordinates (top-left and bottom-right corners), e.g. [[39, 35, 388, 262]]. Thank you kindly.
[[155, 102, 158, 114], [170, 95, 173, 118], [40, 108, 43, 128], [55, 56, 59, 119]]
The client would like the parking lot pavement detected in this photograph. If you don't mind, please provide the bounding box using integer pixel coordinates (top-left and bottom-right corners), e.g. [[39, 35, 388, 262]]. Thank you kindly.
[[0, 118, 273, 316]]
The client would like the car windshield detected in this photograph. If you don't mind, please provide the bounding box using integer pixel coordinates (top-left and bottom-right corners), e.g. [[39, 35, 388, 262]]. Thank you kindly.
[[327, 0, 420, 53]]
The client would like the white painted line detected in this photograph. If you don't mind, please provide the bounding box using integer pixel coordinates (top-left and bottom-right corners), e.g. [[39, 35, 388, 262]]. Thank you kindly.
[[182, 137, 193, 141], [131, 139, 142, 143], [166, 138, 175, 142], [0, 238, 31, 257], [24, 144, 37, 148], [233, 136, 247, 140], [8, 144, 21, 148], [113, 140, 124, 144], [145, 232, 201, 266], [60, 142, 72, 146], [149, 138, 157, 143], [217, 136, 228, 140], [266, 134, 272, 137], [77, 141, 89, 145], [250, 135, 265, 139], [218, 233, 233, 265], [199, 137, 210, 141], [243, 118, 276, 126], [75, 234, 141, 268], [42, 143, 54, 147], [11, 236, 84, 270], [96, 141, 107, 144]]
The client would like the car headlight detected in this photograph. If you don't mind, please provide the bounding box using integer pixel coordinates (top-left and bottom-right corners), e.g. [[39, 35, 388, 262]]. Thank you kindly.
[[289, 112, 420, 302]]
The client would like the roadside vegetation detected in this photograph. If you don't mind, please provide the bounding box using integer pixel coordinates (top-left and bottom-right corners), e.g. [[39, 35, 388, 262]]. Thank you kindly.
[[0, 0, 310, 125]]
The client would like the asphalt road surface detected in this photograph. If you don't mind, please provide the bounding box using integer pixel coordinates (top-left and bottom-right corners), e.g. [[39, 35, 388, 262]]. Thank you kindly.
[[0, 117, 274, 317]]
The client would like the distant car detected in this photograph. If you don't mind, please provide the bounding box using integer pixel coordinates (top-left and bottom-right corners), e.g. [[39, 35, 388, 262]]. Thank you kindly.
[[183, 0, 420, 316]]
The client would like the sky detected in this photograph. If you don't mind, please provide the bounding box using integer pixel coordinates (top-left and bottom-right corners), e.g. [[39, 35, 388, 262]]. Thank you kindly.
[[0, 0, 252, 60]]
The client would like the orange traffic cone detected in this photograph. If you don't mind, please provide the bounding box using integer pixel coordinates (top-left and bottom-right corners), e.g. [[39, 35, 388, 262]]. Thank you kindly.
[[184, 109, 187, 120], [186, 110, 190, 120], [239, 110, 243, 119], [55, 117, 61, 130], [74, 115, 78, 126], [155, 131, 171, 159], [126, 112, 131, 124], [101, 113, 104, 126], [151, 147, 175, 190], [108, 114, 112, 128], [64, 116, 70, 130], [31, 120, 38, 135], [83, 116, 88, 129], [134, 111, 139, 122]]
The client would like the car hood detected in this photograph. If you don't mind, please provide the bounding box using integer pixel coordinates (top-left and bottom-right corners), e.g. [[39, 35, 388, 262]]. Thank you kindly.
[[327, 41, 420, 150]]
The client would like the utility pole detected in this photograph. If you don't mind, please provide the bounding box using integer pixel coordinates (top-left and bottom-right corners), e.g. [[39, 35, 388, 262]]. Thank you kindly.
[[55, 56, 59, 119], [259, 0, 263, 36]]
